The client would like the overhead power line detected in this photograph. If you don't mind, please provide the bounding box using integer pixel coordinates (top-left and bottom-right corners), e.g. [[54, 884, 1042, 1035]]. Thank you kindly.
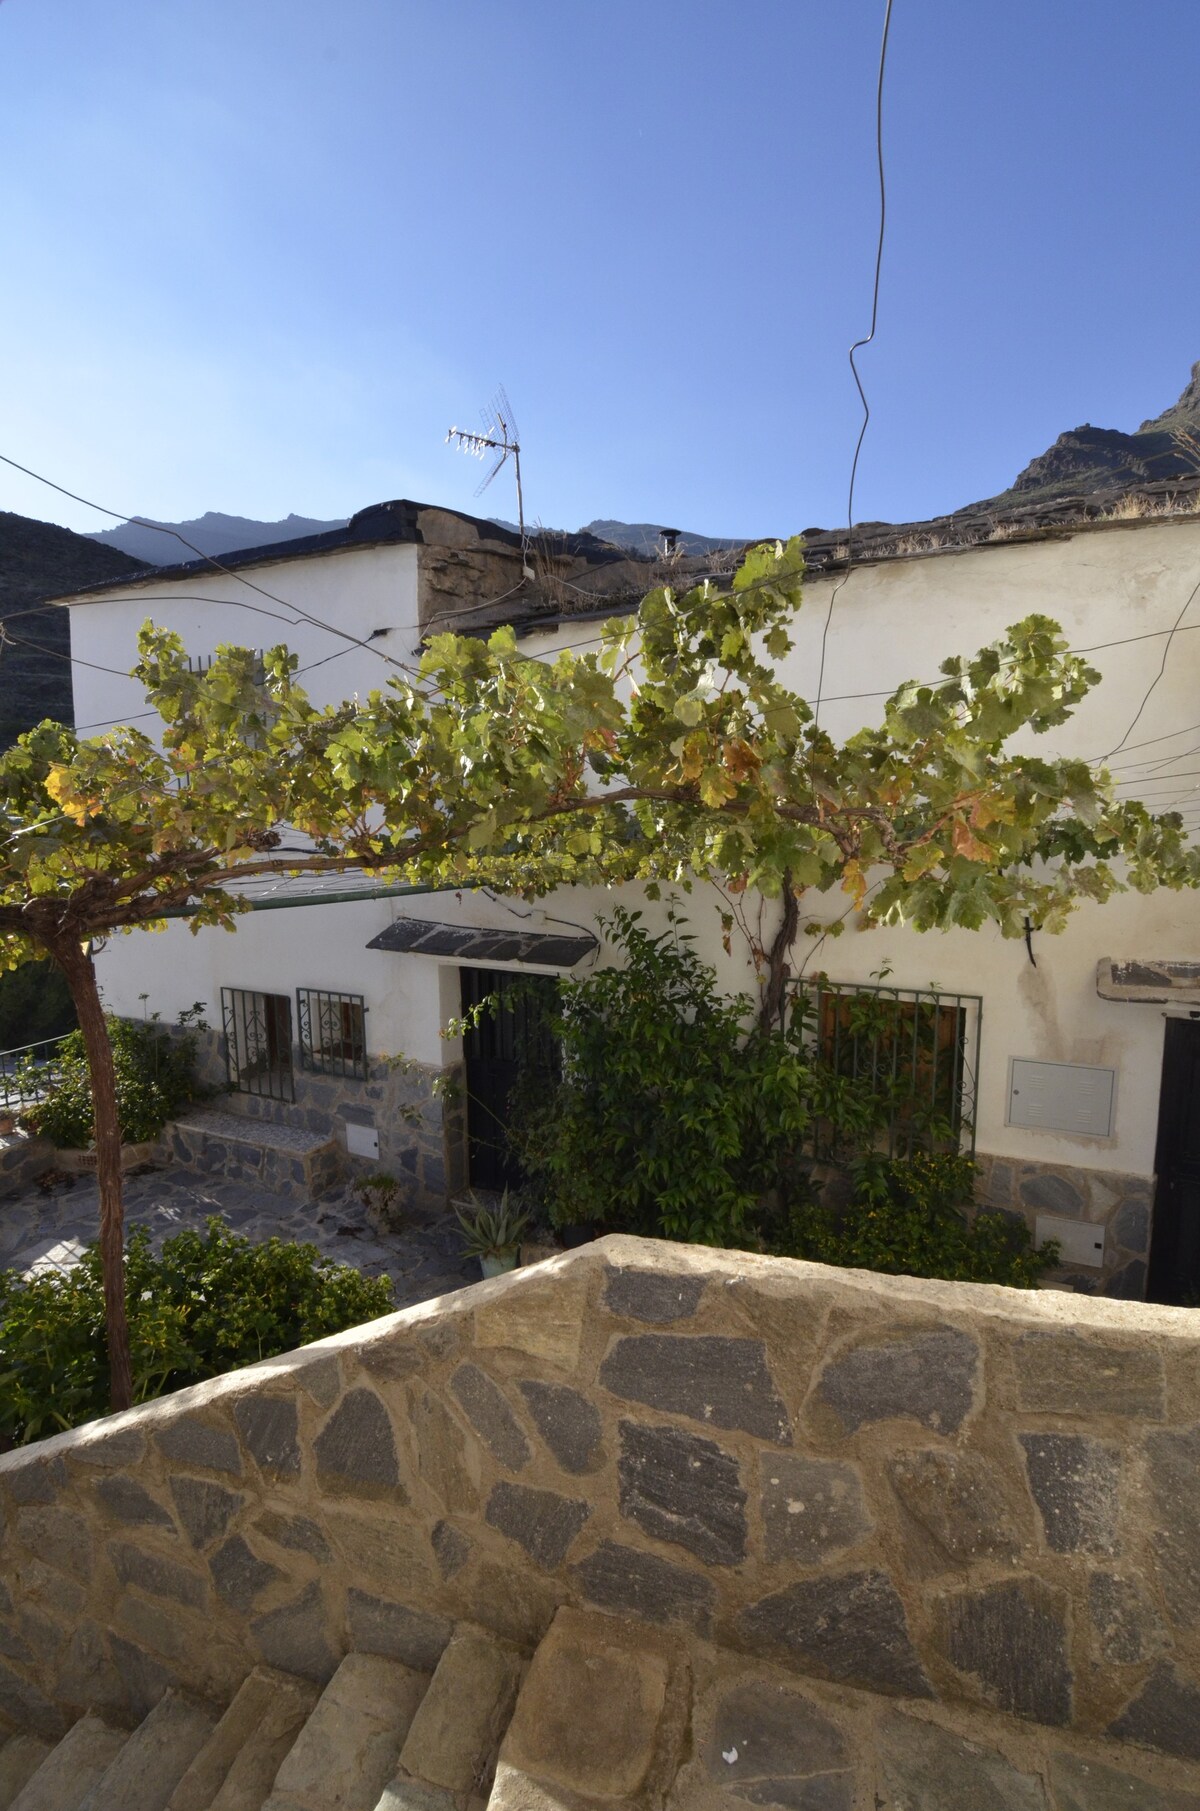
[[813, 0, 896, 725], [0, 451, 428, 683], [1100, 571, 1200, 760]]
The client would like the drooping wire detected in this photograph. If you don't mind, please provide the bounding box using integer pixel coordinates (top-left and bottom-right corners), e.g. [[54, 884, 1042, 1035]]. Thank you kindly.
[[0, 451, 429, 683], [1100, 570, 1200, 760], [813, 0, 896, 726]]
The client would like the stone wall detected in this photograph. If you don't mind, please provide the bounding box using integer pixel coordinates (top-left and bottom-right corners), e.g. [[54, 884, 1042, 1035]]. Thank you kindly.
[[0, 1129, 54, 1199], [1, 1237, 1197, 1775], [976, 1151, 1154, 1299], [190, 1028, 466, 1213]]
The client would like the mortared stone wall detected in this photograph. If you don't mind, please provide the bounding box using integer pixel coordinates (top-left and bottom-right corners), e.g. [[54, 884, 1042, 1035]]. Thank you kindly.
[[0, 1237, 1197, 1775]]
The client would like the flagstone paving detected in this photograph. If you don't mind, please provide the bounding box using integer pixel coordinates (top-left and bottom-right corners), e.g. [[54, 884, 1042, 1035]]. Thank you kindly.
[[0, 1166, 478, 1307]]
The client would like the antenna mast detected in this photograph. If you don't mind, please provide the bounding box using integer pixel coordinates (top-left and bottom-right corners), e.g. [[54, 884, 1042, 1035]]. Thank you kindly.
[[446, 388, 532, 576]]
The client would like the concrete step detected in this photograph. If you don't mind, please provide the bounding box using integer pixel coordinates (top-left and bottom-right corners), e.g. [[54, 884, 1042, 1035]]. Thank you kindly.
[[75, 1692, 218, 1811], [9, 1716, 127, 1811], [261, 1655, 430, 1811], [393, 1626, 526, 1803], [165, 1110, 344, 1200], [0, 1736, 52, 1811], [167, 1668, 320, 1811]]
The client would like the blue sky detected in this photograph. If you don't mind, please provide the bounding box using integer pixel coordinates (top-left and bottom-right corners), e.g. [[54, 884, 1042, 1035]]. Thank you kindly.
[[3, 0, 1199, 541]]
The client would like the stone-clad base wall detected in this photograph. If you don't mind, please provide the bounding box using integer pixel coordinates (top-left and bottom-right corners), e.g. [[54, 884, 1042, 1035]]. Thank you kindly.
[[1, 1238, 1198, 1779], [189, 1027, 466, 1214], [0, 1130, 54, 1198], [975, 1152, 1154, 1299]]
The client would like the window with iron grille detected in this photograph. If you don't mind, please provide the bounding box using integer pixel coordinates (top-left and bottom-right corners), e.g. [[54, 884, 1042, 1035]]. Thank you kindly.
[[796, 977, 981, 1158], [222, 987, 295, 1101], [297, 989, 367, 1079], [187, 652, 266, 681]]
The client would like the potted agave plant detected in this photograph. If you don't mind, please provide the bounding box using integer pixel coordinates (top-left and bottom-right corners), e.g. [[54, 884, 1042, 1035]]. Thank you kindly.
[[455, 1188, 530, 1278]]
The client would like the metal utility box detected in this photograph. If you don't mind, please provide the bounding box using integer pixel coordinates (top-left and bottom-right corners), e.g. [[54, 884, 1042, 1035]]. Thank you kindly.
[[1007, 1058, 1116, 1138], [1035, 1214, 1105, 1267], [344, 1121, 380, 1160]]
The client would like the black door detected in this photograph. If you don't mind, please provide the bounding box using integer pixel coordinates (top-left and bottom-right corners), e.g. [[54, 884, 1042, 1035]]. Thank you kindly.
[[460, 968, 558, 1192], [1148, 1018, 1200, 1304]]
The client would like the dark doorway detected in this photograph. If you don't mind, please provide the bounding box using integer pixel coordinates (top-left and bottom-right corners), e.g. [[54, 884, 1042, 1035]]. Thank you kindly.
[[1148, 1017, 1200, 1305], [460, 968, 558, 1192]]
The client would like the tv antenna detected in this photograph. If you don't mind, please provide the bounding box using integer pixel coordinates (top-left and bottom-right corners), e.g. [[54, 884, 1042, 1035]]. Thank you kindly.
[[446, 387, 532, 575]]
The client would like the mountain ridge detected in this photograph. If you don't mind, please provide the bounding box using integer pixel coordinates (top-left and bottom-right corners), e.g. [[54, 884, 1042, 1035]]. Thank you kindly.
[[0, 513, 150, 738], [89, 510, 349, 566]]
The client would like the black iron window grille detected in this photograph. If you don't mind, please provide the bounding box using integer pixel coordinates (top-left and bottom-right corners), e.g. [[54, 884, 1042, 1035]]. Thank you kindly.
[[186, 652, 266, 681], [221, 987, 295, 1101], [297, 989, 367, 1079], [796, 976, 981, 1159]]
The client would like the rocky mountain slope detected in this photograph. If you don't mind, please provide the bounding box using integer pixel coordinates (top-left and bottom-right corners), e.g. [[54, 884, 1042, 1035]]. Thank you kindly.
[[0, 513, 148, 739], [968, 360, 1200, 511], [89, 510, 348, 566]]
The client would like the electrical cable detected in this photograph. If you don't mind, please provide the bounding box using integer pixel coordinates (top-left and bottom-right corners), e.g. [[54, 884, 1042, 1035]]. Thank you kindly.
[[813, 0, 895, 726], [0, 451, 430, 682], [1100, 570, 1200, 759], [1087, 720, 1200, 760]]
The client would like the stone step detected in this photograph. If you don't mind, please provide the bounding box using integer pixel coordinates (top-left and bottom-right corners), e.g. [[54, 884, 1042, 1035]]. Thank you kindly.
[[167, 1668, 320, 1811], [75, 1692, 218, 1811], [0, 1736, 52, 1811], [165, 1110, 344, 1201], [9, 1716, 127, 1811], [393, 1626, 526, 1803], [493, 1608, 686, 1810], [260, 1655, 430, 1811]]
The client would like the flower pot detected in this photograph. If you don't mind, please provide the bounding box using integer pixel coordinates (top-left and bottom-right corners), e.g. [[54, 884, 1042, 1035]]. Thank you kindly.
[[480, 1251, 519, 1279]]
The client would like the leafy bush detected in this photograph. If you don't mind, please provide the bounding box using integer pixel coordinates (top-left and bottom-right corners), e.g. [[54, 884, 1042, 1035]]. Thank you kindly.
[[508, 909, 869, 1248], [775, 1151, 1058, 1286], [21, 1009, 205, 1147], [508, 912, 1055, 1288], [0, 1218, 394, 1445]]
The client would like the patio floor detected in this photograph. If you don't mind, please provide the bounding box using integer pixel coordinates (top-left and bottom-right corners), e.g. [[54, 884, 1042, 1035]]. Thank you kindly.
[[0, 1165, 478, 1309]]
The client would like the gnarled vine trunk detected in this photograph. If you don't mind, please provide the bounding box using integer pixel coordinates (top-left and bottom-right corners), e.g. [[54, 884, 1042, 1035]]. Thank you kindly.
[[44, 936, 132, 1412], [759, 871, 799, 1033]]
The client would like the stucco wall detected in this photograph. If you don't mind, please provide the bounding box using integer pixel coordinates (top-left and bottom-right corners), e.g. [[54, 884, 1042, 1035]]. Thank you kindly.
[[64, 518, 1200, 1267], [1, 1238, 1197, 1772], [65, 542, 422, 731]]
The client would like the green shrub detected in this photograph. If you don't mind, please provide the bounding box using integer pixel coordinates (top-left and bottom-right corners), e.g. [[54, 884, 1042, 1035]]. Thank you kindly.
[[508, 909, 874, 1249], [0, 1218, 394, 1445], [777, 1151, 1058, 1287], [21, 1009, 205, 1147], [507, 913, 1054, 1289]]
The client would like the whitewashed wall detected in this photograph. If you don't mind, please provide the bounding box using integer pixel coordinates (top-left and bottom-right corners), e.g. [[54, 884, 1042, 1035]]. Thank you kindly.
[[63, 515, 1200, 1187], [68, 542, 421, 730]]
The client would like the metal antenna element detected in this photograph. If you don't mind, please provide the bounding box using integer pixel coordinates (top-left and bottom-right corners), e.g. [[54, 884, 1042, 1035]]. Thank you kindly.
[[446, 388, 531, 574]]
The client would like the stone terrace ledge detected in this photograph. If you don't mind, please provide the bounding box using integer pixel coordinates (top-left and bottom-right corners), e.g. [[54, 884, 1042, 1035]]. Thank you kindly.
[[1, 1237, 1198, 1793]]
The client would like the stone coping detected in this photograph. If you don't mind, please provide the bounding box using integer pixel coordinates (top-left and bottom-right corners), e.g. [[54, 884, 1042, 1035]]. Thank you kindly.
[[4, 1236, 1198, 1466], [2, 1237, 1198, 1765]]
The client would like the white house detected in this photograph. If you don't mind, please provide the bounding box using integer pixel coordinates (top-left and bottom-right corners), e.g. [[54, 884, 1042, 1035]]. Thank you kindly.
[[54, 499, 1200, 1304]]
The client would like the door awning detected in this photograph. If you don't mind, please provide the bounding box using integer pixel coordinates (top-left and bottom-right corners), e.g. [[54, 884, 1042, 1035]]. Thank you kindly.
[[366, 917, 597, 968]]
